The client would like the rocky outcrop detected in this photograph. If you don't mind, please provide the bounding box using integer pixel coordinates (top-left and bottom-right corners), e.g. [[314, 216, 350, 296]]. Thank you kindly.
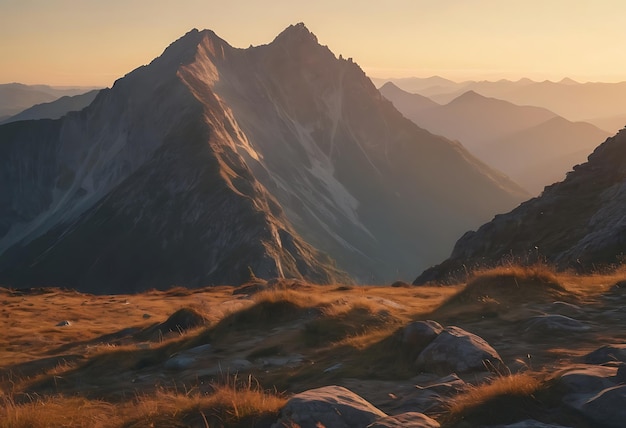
[[415, 326, 504, 374], [272, 385, 387, 428], [415, 128, 626, 284]]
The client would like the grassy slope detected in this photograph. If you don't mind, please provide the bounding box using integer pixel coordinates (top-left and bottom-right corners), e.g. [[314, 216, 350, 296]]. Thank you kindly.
[[1, 267, 626, 427]]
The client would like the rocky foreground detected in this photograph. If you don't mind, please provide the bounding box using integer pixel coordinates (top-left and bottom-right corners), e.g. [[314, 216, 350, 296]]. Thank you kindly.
[[2, 266, 626, 427]]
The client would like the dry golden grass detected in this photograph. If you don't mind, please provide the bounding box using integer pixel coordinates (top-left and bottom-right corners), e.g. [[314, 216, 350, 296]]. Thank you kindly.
[[442, 372, 546, 427], [0, 376, 285, 428], [6, 269, 626, 427]]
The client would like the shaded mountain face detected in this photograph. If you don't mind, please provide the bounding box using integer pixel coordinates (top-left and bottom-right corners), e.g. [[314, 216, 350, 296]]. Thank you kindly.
[[381, 84, 609, 194], [0, 24, 526, 293], [2, 90, 100, 124], [415, 129, 626, 284]]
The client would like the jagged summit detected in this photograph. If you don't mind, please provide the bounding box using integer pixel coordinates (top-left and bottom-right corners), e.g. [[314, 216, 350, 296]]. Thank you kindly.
[[273, 22, 319, 45]]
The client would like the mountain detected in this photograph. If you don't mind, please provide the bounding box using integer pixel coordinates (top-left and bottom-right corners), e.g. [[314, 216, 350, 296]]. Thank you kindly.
[[476, 117, 610, 194], [1, 90, 100, 124], [371, 76, 460, 93], [415, 128, 626, 284], [415, 79, 626, 128], [381, 85, 610, 194], [0, 83, 99, 118], [0, 24, 527, 293]]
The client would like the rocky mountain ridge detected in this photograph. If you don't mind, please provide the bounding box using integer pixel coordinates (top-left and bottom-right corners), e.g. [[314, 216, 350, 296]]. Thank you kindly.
[[0, 24, 526, 292], [415, 128, 626, 284]]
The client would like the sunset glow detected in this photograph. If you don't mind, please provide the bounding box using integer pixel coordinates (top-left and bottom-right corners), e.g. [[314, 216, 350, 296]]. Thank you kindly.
[[2, 0, 625, 86]]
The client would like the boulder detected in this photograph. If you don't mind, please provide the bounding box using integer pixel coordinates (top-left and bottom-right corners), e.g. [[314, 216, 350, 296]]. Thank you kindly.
[[416, 326, 504, 374], [272, 385, 386, 428], [487, 421, 572, 428], [578, 385, 626, 428], [523, 315, 589, 335], [399, 321, 444, 359], [367, 412, 440, 428], [584, 344, 626, 364], [557, 365, 617, 393]]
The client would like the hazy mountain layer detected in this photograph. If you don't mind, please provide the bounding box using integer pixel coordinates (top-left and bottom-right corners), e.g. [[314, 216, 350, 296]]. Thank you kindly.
[[0, 83, 99, 119], [415, 129, 626, 284], [2, 90, 100, 124], [379, 77, 626, 131], [381, 83, 609, 194], [0, 24, 527, 292]]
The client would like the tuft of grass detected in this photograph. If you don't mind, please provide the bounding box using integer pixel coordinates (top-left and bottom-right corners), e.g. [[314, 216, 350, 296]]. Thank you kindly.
[[1, 376, 285, 428], [443, 373, 545, 426], [0, 396, 117, 428]]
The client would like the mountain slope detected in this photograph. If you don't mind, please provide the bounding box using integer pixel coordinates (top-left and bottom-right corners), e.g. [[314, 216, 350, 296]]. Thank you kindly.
[[415, 128, 626, 284], [0, 83, 98, 118], [2, 90, 100, 124], [476, 117, 610, 193], [0, 24, 527, 292], [381, 85, 609, 194], [179, 23, 527, 282]]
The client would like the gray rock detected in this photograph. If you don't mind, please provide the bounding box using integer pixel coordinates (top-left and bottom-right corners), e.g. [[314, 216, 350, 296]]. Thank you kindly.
[[523, 315, 589, 335], [272, 385, 386, 428], [367, 412, 440, 428], [399, 320, 444, 359], [488, 420, 572, 428], [578, 385, 626, 428], [557, 365, 617, 393], [548, 301, 586, 318], [56, 320, 71, 327], [416, 326, 504, 374], [584, 344, 626, 364], [164, 344, 213, 371]]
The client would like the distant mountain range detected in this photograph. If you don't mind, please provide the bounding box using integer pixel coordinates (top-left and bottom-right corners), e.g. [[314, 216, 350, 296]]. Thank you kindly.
[[0, 24, 526, 293], [415, 127, 626, 284], [373, 76, 626, 134], [380, 83, 610, 194], [0, 83, 100, 121], [1, 90, 100, 124]]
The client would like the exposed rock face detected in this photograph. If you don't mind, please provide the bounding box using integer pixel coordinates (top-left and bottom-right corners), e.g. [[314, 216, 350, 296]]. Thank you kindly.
[[272, 385, 386, 428], [415, 326, 504, 374], [367, 412, 440, 428], [415, 129, 626, 284], [0, 24, 526, 292]]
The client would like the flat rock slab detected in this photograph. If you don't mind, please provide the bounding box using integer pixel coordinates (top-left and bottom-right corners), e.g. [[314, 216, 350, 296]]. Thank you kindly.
[[584, 344, 626, 364], [367, 412, 440, 428], [557, 365, 617, 393], [272, 385, 386, 428], [487, 421, 572, 428], [568, 385, 626, 428], [416, 326, 504, 374], [523, 314, 589, 335]]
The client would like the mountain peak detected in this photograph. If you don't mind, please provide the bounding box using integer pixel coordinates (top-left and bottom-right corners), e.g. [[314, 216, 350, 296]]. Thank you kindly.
[[273, 23, 318, 45]]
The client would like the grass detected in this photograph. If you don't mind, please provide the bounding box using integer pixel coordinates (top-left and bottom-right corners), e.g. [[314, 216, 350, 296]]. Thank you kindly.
[[0, 376, 285, 428], [7, 268, 626, 427], [442, 372, 546, 427]]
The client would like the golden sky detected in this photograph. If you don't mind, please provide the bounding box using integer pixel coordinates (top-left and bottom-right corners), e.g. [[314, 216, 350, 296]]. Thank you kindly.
[[1, 0, 625, 86]]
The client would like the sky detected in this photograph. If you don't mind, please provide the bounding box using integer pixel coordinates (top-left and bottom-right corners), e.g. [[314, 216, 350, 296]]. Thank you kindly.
[[2, 0, 626, 87]]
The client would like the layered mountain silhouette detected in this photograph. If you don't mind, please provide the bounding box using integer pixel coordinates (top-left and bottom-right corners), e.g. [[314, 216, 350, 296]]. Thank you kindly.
[[1, 90, 100, 124], [415, 128, 626, 284], [0, 24, 527, 293], [381, 83, 610, 194], [377, 77, 626, 134], [0, 83, 98, 121]]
